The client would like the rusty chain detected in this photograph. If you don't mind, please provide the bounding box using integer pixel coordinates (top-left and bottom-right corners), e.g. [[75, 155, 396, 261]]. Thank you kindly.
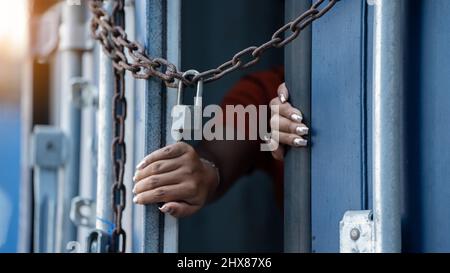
[[89, 0, 339, 88], [110, 0, 127, 253]]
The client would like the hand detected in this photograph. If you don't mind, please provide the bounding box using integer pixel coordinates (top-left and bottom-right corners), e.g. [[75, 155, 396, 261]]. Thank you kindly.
[[133, 142, 219, 218], [269, 83, 309, 161]]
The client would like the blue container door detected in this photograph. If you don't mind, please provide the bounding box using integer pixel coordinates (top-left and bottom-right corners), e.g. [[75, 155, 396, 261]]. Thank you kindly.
[[311, 0, 450, 252]]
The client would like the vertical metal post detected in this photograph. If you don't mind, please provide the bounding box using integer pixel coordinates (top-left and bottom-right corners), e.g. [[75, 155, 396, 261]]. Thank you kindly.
[[141, 0, 167, 253], [77, 45, 98, 251], [123, 0, 136, 253], [31, 126, 66, 253], [163, 0, 181, 253], [95, 0, 115, 243], [372, 0, 405, 253], [284, 0, 312, 253], [55, 2, 85, 252], [133, 0, 180, 253], [19, 60, 34, 253]]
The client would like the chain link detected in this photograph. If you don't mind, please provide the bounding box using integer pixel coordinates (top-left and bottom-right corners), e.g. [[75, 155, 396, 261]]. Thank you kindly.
[[110, 0, 127, 253], [89, 0, 338, 88]]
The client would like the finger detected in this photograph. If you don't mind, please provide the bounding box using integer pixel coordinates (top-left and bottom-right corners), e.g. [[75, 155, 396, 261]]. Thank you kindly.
[[270, 115, 309, 136], [271, 145, 285, 161], [270, 101, 303, 122], [136, 142, 192, 170], [272, 130, 308, 147], [133, 182, 197, 205], [159, 202, 201, 218], [133, 171, 182, 195], [277, 83, 289, 103], [134, 158, 181, 182]]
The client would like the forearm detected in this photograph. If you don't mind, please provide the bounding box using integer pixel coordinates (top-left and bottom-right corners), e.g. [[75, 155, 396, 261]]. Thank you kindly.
[[196, 139, 260, 202]]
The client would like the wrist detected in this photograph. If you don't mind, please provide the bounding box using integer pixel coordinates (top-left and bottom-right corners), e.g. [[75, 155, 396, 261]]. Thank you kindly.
[[200, 158, 220, 203]]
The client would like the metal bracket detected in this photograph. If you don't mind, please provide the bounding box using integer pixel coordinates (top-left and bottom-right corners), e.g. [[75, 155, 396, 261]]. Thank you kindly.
[[340, 210, 375, 253], [31, 126, 67, 168], [70, 197, 96, 228], [70, 78, 98, 109], [86, 230, 111, 253], [31, 4, 61, 62], [31, 126, 67, 253]]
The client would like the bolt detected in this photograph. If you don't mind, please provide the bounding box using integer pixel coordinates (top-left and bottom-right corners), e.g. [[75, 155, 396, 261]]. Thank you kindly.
[[46, 142, 54, 151], [350, 228, 360, 241]]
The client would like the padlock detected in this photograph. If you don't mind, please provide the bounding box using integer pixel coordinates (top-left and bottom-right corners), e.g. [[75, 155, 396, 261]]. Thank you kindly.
[[171, 70, 203, 141]]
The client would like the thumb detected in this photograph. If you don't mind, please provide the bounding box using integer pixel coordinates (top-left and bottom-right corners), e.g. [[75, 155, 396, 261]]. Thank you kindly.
[[271, 145, 285, 161], [159, 202, 201, 218], [277, 83, 289, 104]]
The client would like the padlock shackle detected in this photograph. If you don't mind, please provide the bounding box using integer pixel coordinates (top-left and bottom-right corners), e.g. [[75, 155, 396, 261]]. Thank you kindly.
[[177, 70, 203, 105]]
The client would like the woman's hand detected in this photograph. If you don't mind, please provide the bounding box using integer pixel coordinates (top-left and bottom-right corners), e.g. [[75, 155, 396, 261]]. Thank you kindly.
[[269, 83, 309, 161], [133, 142, 219, 218]]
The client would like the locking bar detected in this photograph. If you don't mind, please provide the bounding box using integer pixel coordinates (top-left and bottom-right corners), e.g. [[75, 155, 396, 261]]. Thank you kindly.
[[53, 1, 87, 253], [340, 0, 406, 253], [163, 0, 182, 253], [94, 0, 115, 252], [371, 0, 405, 253]]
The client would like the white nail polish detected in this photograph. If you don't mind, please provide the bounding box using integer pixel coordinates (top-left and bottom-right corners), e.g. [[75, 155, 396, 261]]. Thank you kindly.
[[159, 204, 169, 213], [132, 185, 137, 194], [293, 138, 308, 147], [133, 196, 138, 204], [291, 113, 303, 123], [136, 161, 146, 170], [296, 126, 309, 135], [280, 94, 287, 103]]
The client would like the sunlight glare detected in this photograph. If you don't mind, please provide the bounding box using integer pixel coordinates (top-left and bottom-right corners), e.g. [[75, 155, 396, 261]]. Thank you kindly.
[[0, 0, 29, 56]]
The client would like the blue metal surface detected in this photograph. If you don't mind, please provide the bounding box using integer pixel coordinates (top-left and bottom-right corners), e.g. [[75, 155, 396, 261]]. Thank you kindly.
[[403, 0, 450, 253], [311, 0, 367, 252], [312, 0, 450, 253], [0, 105, 20, 253]]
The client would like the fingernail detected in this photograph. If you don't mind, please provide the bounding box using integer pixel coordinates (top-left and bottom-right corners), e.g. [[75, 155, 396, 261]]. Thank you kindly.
[[296, 126, 309, 135], [136, 161, 146, 170], [280, 94, 287, 104], [133, 175, 137, 182], [293, 138, 308, 147], [132, 185, 137, 194], [291, 113, 303, 123], [133, 196, 139, 204], [159, 204, 170, 213]]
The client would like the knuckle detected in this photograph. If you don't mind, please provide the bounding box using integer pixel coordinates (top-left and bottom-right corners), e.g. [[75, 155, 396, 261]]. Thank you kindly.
[[185, 166, 195, 176], [163, 145, 173, 155], [151, 162, 162, 173], [155, 188, 166, 197], [188, 182, 199, 196], [148, 176, 160, 188], [269, 97, 279, 107]]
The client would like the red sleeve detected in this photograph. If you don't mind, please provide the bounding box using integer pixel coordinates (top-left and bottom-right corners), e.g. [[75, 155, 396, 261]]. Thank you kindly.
[[220, 66, 285, 206]]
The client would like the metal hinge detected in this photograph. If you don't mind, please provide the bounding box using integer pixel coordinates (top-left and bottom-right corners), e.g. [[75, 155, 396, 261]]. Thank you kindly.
[[70, 78, 98, 109], [340, 210, 375, 253], [70, 197, 96, 228]]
